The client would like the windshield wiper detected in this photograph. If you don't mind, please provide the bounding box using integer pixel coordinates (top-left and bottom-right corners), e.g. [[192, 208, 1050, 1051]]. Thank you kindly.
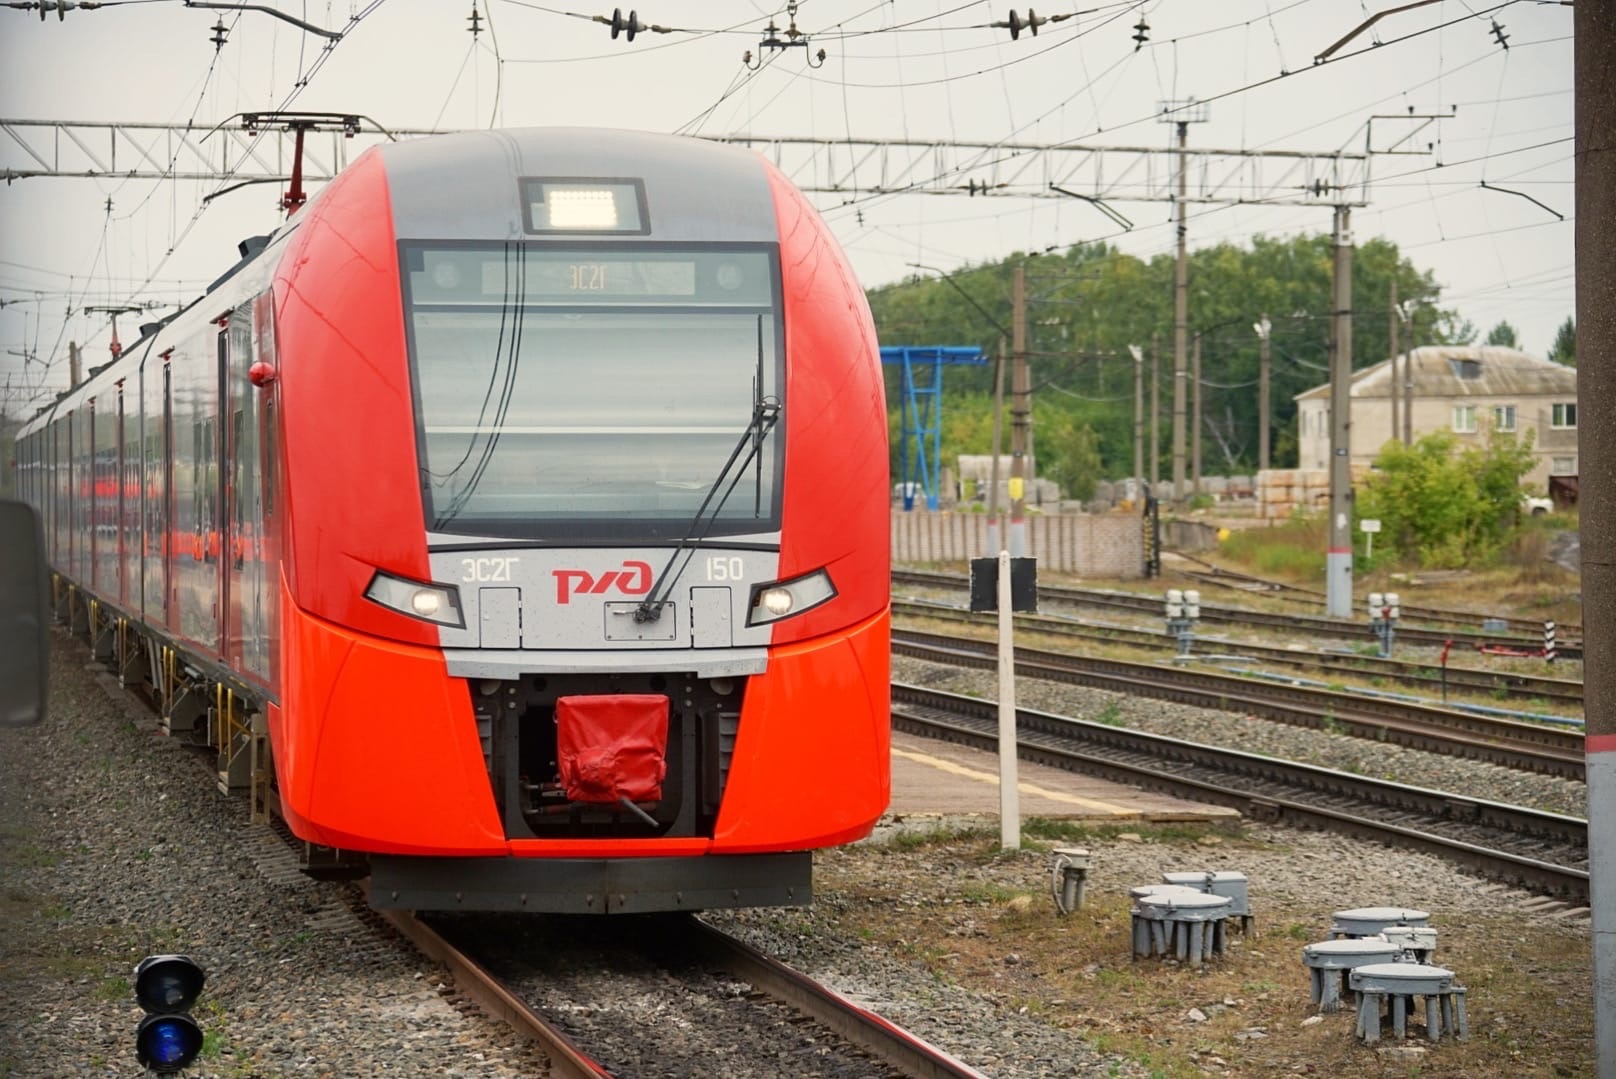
[[634, 395, 780, 623]]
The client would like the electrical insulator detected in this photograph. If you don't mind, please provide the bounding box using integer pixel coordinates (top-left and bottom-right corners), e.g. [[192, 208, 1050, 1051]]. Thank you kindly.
[[1490, 19, 1509, 50], [610, 7, 642, 41], [1132, 17, 1149, 50]]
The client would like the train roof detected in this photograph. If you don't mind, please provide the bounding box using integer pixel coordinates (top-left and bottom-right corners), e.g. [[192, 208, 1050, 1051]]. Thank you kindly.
[[376, 127, 779, 244], [16, 128, 780, 436]]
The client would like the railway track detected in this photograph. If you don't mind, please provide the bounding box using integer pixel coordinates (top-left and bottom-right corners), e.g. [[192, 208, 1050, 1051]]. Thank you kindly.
[[383, 905, 983, 1078], [892, 598, 1584, 709], [1170, 552, 1584, 640], [891, 683, 1589, 904], [892, 568, 1584, 660], [893, 629, 1586, 780]]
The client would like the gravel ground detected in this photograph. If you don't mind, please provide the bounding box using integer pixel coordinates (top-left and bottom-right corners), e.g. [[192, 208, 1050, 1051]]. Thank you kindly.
[[0, 630, 1592, 1077], [0, 636, 549, 1078], [892, 655, 1590, 820]]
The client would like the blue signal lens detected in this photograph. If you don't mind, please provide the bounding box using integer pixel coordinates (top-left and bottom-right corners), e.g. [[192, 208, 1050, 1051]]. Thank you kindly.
[[136, 1013, 204, 1072]]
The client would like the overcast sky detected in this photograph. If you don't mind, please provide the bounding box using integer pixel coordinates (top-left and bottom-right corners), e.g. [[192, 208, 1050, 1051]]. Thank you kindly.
[[0, 0, 1574, 418]]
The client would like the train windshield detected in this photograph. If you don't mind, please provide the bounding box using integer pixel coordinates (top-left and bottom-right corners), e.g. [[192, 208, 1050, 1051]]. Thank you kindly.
[[403, 245, 782, 541]]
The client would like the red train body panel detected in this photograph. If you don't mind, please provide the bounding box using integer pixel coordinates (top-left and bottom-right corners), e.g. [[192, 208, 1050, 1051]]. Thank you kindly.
[[17, 128, 890, 913]]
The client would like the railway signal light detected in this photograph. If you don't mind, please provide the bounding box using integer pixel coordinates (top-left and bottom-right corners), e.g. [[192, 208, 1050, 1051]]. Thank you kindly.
[[1367, 592, 1400, 658], [1165, 589, 1199, 656], [133, 955, 206, 1073]]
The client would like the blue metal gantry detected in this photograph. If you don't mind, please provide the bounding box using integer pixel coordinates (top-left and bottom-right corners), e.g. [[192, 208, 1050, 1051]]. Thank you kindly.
[[879, 346, 988, 511]]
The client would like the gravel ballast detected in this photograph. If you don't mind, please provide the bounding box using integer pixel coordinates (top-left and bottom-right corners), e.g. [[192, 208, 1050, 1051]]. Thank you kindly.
[[0, 631, 1592, 1077]]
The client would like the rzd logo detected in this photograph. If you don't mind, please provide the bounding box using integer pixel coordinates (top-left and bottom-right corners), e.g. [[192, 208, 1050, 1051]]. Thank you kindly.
[[552, 560, 653, 604]]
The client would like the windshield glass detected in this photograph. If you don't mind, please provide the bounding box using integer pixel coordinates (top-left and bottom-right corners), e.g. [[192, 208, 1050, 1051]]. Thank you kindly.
[[404, 245, 781, 541]]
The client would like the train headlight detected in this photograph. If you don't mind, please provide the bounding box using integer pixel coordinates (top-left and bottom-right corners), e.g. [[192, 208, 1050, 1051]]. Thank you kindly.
[[524, 179, 646, 233], [364, 571, 465, 628], [746, 569, 836, 626], [134, 955, 205, 1074]]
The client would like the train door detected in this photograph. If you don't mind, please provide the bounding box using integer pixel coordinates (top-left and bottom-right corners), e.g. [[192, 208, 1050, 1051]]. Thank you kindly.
[[170, 326, 222, 654], [121, 375, 142, 608], [93, 388, 118, 596], [144, 353, 173, 629], [223, 301, 271, 682], [239, 294, 277, 685]]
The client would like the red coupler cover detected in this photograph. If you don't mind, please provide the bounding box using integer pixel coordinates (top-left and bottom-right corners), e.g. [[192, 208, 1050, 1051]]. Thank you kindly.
[[555, 694, 670, 804]]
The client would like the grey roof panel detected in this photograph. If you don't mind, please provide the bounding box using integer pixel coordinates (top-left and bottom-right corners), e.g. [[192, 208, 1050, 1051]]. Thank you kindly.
[[1296, 346, 1577, 401], [379, 128, 778, 244]]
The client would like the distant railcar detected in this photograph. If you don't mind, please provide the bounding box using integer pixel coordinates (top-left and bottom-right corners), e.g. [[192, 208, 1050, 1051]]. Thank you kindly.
[[16, 128, 890, 913]]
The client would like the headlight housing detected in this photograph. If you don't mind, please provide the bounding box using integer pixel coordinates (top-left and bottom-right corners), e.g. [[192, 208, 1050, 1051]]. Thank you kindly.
[[746, 568, 836, 626], [364, 571, 465, 628]]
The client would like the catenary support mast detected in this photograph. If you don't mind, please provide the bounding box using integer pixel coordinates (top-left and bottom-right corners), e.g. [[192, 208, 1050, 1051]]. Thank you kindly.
[[1576, 5, 1616, 1075]]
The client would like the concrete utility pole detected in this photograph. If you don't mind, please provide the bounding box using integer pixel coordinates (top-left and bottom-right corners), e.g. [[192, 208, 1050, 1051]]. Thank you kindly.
[[1575, 6, 1616, 1075], [1389, 281, 1401, 446], [1326, 205, 1354, 618], [1255, 316, 1272, 473], [1191, 332, 1203, 498], [1150, 332, 1161, 488], [1009, 263, 1030, 557], [68, 341, 81, 389]]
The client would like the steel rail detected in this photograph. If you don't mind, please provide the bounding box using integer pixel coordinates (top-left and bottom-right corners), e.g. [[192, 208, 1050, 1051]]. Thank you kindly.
[[891, 569, 1584, 659], [892, 598, 1585, 706], [1169, 554, 1583, 638], [891, 684, 1589, 902], [391, 904, 987, 1078], [374, 903, 612, 1079], [685, 917, 988, 1079], [893, 630, 1585, 779]]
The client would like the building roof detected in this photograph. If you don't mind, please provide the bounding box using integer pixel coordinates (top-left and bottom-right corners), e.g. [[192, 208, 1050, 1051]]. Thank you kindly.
[[1294, 346, 1577, 402]]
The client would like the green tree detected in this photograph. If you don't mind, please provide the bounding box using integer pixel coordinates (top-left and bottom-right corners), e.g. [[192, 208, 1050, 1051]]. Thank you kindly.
[[1356, 429, 1538, 568], [1547, 316, 1576, 366], [1484, 320, 1520, 347], [868, 235, 1468, 484], [1032, 403, 1103, 503]]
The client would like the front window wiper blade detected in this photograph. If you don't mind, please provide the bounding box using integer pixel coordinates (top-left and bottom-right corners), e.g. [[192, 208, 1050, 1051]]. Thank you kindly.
[[634, 396, 780, 623]]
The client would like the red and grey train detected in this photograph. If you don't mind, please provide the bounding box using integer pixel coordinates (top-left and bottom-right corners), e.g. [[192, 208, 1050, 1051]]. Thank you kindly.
[[14, 128, 891, 913]]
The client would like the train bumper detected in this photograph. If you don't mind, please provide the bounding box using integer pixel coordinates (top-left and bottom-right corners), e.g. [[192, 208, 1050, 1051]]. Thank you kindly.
[[368, 851, 811, 913]]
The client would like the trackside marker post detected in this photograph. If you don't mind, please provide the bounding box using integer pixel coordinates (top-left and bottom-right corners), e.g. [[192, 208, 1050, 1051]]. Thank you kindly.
[[998, 549, 1019, 849], [969, 553, 1039, 850]]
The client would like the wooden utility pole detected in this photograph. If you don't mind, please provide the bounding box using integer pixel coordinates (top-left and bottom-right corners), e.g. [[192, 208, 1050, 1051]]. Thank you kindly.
[[1150, 332, 1160, 488], [1402, 309, 1415, 446], [1389, 281, 1401, 446], [1010, 264, 1029, 556], [1256, 316, 1272, 473], [1326, 205, 1354, 618], [988, 336, 1006, 553], [1191, 332, 1203, 498], [1129, 345, 1144, 498], [1171, 119, 1191, 506], [1159, 99, 1208, 506]]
